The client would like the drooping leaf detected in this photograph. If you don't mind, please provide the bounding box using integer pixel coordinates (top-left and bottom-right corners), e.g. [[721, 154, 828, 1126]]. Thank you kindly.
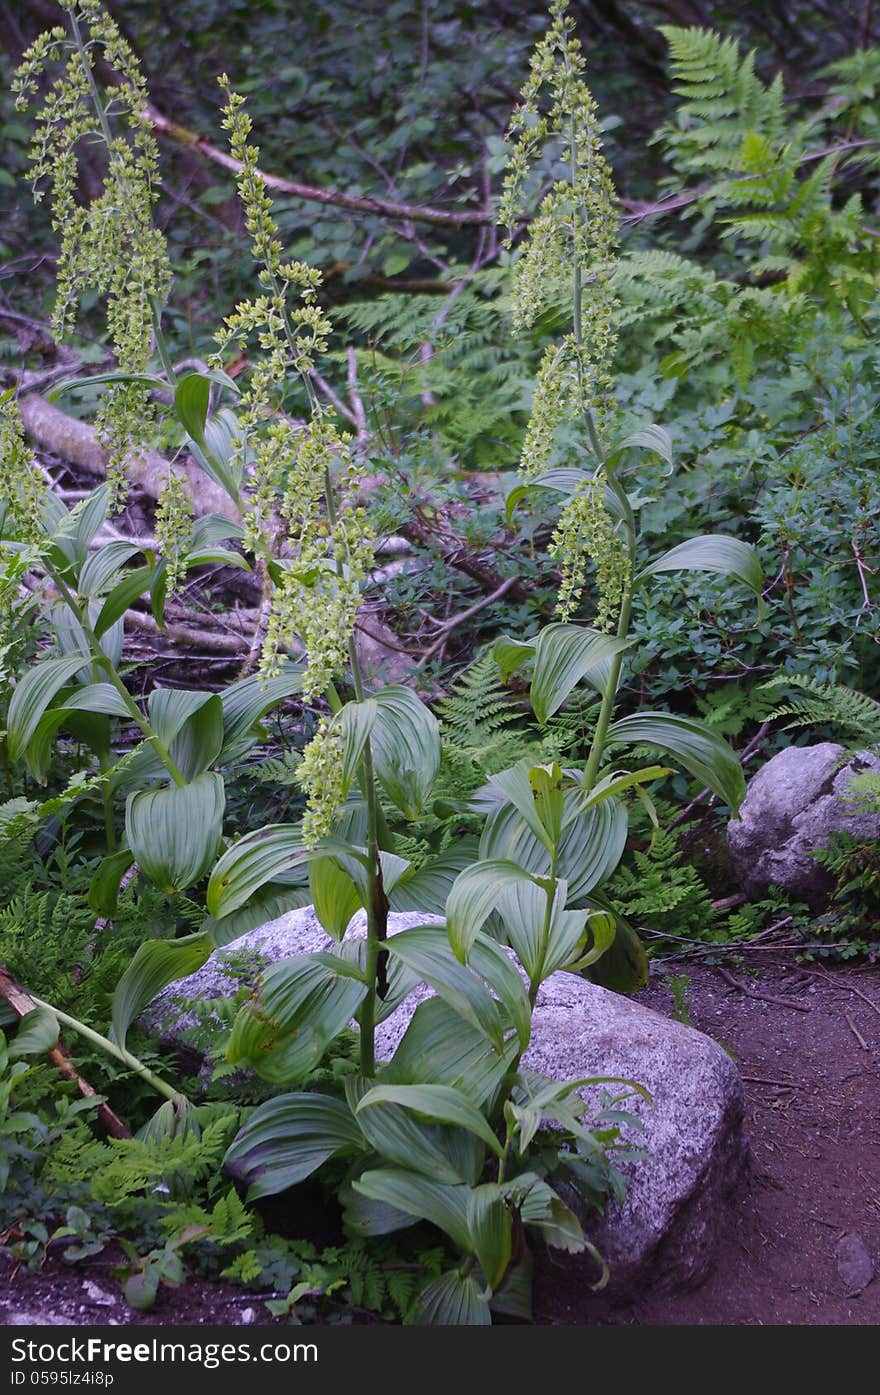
[[388, 841, 479, 916], [384, 926, 507, 1049], [446, 860, 543, 961], [383, 998, 517, 1107], [370, 686, 440, 818], [414, 1269, 491, 1326], [7, 655, 91, 763], [9, 1005, 60, 1058], [219, 667, 303, 751], [466, 1184, 513, 1291], [356, 1084, 504, 1159], [637, 533, 763, 610], [607, 711, 746, 812], [125, 772, 224, 892], [530, 624, 630, 721], [112, 933, 214, 1049], [226, 954, 367, 1084], [206, 825, 304, 920], [93, 565, 153, 637], [223, 1093, 365, 1200], [201, 880, 312, 948], [88, 848, 135, 915], [308, 855, 363, 940], [59, 683, 131, 718], [352, 1169, 473, 1253], [78, 540, 144, 597]]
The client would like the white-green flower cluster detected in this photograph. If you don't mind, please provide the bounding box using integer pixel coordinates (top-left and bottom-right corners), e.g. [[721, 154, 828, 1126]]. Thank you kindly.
[[14, 1, 171, 511], [296, 715, 346, 848], [500, 0, 624, 623], [0, 392, 46, 545], [213, 81, 374, 700], [154, 466, 194, 596], [551, 473, 628, 628]]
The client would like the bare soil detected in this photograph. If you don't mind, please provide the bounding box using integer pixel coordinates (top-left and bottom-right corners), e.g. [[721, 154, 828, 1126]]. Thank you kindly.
[[2, 957, 878, 1328]]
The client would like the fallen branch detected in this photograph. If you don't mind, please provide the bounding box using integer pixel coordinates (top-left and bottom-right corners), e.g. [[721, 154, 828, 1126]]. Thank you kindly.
[[16, 391, 238, 520], [717, 965, 812, 1012], [0, 965, 131, 1139], [144, 103, 491, 228]]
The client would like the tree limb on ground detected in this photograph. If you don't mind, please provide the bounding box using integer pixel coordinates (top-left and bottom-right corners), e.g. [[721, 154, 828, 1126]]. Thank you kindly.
[[16, 391, 239, 520]]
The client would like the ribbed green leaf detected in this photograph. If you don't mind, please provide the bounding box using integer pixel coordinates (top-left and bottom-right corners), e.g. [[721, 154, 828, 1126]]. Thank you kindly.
[[7, 655, 91, 763], [414, 1269, 491, 1326], [388, 841, 479, 916], [78, 540, 144, 597], [611, 423, 674, 468], [112, 932, 213, 1049], [352, 1170, 473, 1252], [226, 954, 366, 1084], [446, 860, 542, 961], [174, 373, 211, 445], [9, 1005, 59, 1058], [60, 683, 131, 718], [383, 999, 517, 1107], [338, 698, 378, 787], [486, 764, 555, 852], [219, 667, 303, 750], [125, 772, 224, 892], [384, 926, 507, 1049], [201, 880, 312, 948], [308, 855, 363, 940], [356, 1084, 504, 1159], [88, 848, 135, 915], [493, 634, 535, 680], [637, 533, 763, 605], [223, 1093, 364, 1200], [531, 624, 630, 721], [466, 1184, 513, 1291], [370, 686, 440, 818], [608, 711, 746, 812], [93, 565, 153, 637], [206, 825, 304, 919]]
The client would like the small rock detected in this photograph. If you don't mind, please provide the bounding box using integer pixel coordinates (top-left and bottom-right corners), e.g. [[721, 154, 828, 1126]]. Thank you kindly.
[[728, 744, 880, 903], [82, 1280, 116, 1306], [835, 1232, 874, 1296], [239, 1306, 256, 1325]]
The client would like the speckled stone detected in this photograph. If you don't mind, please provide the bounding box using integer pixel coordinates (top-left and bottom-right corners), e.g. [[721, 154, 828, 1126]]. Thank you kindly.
[[728, 743, 880, 902]]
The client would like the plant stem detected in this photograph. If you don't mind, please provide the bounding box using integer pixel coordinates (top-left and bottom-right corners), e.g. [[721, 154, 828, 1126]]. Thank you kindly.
[[68, 4, 114, 149], [31, 996, 184, 1105], [528, 852, 559, 1009]]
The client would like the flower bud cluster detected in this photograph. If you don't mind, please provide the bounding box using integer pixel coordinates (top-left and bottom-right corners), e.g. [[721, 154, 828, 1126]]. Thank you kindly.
[[0, 393, 46, 545], [14, 1, 171, 511], [213, 84, 374, 699], [551, 472, 629, 628], [154, 466, 194, 596], [297, 715, 346, 848]]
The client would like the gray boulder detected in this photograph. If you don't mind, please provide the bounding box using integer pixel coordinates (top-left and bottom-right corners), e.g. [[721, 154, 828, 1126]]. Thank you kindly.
[[728, 742, 880, 902], [140, 906, 746, 1296]]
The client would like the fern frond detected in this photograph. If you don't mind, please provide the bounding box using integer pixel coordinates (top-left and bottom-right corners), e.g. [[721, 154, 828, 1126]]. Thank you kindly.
[[760, 674, 880, 748]]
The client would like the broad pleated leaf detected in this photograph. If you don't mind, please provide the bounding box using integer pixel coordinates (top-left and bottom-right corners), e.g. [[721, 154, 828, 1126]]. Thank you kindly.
[[88, 848, 135, 915], [352, 1169, 473, 1252], [385, 926, 507, 1049], [226, 954, 366, 1084], [125, 772, 224, 892], [206, 825, 304, 919], [611, 423, 674, 468], [446, 860, 542, 961], [370, 686, 440, 818], [466, 1184, 513, 1291], [223, 1093, 364, 1199], [383, 999, 518, 1107], [356, 1084, 504, 1158], [112, 932, 213, 1049], [219, 667, 303, 750], [148, 689, 224, 780], [202, 880, 312, 948], [7, 655, 90, 762], [60, 683, 130, 718], [607, 711, 746, 813], [9, 1005, 59, 1057], [493, 633, 535, 680], [308, 855, 363, 940], [414, 1269, 491, 1326], [338, 698, 378, 787], [93, 564, 153, 637], [388, 841, 479, 916], [78, 540, 144, 596], [530, 625, 630, 721], [637, 533, 763, 607]]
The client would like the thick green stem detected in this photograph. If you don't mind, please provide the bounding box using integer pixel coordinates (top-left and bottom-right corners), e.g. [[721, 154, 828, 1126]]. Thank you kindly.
[[69, 5, 113, 149], [32, 996, 184, 1105], [528, 852, 559, 1009]]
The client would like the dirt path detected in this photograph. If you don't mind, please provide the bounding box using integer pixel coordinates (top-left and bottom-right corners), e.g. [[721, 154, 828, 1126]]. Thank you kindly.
[[539, 958, 880, 1326]]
